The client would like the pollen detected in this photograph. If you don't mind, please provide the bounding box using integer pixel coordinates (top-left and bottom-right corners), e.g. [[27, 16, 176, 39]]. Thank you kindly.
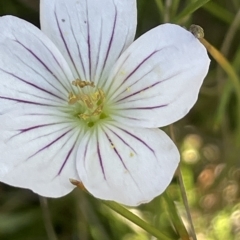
[[72, 79, 95, 88], [68, 79, 106, 126]]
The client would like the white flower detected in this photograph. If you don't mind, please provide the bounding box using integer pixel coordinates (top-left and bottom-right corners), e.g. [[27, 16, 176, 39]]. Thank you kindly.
[[0, 0, 210, 206]]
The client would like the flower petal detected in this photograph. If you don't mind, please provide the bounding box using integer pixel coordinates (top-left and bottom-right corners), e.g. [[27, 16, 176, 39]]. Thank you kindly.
[[0, 106, 82, 197], [0, 16, 74, 106], [105, 24, 210, 128], [0, 16, 81, 197], [40, 0, 137, 85], [76, 122, 179, 206]]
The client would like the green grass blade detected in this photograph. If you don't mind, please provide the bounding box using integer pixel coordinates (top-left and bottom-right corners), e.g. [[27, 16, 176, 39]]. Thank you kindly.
[[173, 0, 210, 23], [203, 1, 234, 24], [103, 201, 174, 240]]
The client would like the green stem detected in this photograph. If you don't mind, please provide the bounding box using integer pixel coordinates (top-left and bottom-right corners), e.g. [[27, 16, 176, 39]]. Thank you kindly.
[[163, 192, 190, 240], [169, 125, 197, 240], [39, 197, 58, 240], [102, 201, 173, 240], [176, 168, 197, 240], [70, 179, 174, 240], [200, 38, 240, 144]]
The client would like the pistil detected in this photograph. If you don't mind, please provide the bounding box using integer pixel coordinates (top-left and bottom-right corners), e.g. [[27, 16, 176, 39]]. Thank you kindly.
[[68, 79, 106, 126]]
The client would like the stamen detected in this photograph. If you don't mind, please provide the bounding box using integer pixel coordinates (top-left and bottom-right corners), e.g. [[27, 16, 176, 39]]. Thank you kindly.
[[79, 94, 94, 109], [68, 92, 78, 105], [68, 79, 106, 124], [72, 79, 95, 88]]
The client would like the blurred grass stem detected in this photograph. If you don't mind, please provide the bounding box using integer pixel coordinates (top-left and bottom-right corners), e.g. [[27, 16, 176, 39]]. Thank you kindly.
[[173, 0, 210, 23], [203, 2, 234, 25], [220, 9, 240, 56], [169, 125, 197, 240], [164, 0, 172, 22], [70, 179, 172, 240], [162, 192, 189, 239], [199, 38, 240, 105], [39, 196, 58, 240], [217, 8, 240, 88], [200, 38, 240, 144], [102, 200, 172, 240]]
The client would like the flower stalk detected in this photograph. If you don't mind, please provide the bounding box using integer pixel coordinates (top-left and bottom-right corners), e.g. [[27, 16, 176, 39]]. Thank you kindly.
[[169, 125, 197, 240], [71, 179, 172, 239], [103, 200, 173, 240], [39, 197, 58, 240]]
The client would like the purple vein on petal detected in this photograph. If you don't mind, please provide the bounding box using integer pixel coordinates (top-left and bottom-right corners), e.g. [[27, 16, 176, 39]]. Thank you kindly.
[[93, 18, 103, 85], [0, 96, 56, 106], [27, 128, 73, 160], [104, 131, 127, 170], [83, 133, 91, 170], [104, 126, 144, 195], [120, 50, 161, 86], [101, 3, 117, 75], [113, 125, 156, 156], [116, 79, 161, 103], [105, 125, 137, 154], [5, 45, 67, 97], [0, 68, 65, 101], [15, 90, 63, 104], [28, 126, 70, 143], [107, 0, 130, 60], [9, 122, 65, 140], [86, 0, 92, 81], [19, 122, 63, 133], [28, 30, 71, 84], [106, 49, 162, 100], [104, 54, 131, 99], [115, 72, 184, 103], [111, 114, 141, 121], [120, 26, 131, 58], [57, 132, 79, 175], [23, 112, 67, 119], [54, 9, 80, 80], [106, 65, 150, 103], [103, 53, 132, 95], [68, 11, 86, 80], [115, 104, 168, 110], [12, 38, 68, 92], [97, 135, 106, 180], [22, 112, 73, 123]]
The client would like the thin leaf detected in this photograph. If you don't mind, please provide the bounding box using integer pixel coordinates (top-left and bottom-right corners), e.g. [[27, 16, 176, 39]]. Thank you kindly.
[[173, 0, 211, 23], [102, 201, 174, 240], [200, 38, 240, 145], [203, 2, 234, 24], [162, 192, 190, 240]]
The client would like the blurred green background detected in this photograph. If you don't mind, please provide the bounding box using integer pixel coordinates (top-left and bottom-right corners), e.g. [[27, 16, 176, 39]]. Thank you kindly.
[[0, 0, 240, 239]]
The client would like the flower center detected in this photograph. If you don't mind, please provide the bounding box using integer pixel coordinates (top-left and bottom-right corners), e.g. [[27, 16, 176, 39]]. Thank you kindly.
[[68, 79, 107, 127]]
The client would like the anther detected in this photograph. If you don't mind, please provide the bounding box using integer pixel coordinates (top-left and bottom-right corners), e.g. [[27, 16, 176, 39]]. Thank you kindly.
[[68, 79, 106, 123], [72, 79, 95, 88], [68, 92, 78, 104]]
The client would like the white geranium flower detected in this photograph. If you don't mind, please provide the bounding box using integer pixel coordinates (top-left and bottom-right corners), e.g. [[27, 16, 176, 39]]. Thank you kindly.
[[0, 0, 210, 206]]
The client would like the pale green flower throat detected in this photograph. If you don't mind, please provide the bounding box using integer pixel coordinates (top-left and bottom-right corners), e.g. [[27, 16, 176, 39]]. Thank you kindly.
[[68, 79, 108, 127]]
